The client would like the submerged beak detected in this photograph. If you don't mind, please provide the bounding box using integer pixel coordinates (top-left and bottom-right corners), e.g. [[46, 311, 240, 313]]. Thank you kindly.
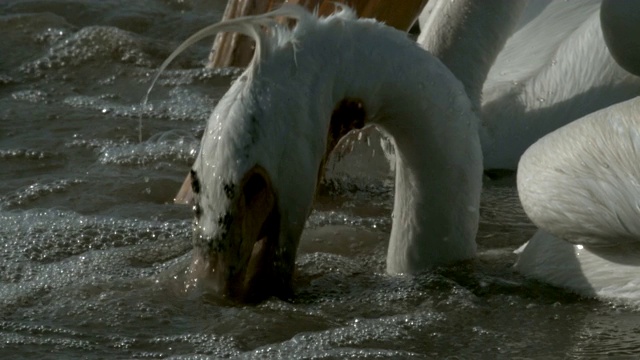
[[191, 165, 289, 302]]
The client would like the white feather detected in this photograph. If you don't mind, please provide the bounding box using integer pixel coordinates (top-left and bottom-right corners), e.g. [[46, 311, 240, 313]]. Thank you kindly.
[[515, 97, 640, 304], [419, 0, 640, 169], [421, 0, 640, 304]]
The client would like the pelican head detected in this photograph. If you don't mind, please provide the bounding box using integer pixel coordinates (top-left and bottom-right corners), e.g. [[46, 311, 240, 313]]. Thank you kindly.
[[187, 76, 365, 301]]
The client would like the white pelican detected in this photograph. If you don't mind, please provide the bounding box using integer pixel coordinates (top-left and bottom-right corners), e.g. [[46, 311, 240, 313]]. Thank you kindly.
[[420, 0, 640, 302], [149, 5, 482, 301], [420, 0, 640, 170], [514, 0, 640, 303], [515, 97, 640, 303]]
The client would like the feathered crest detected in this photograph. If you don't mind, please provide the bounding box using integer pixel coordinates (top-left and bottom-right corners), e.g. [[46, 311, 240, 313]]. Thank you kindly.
[[144, 4, 357, 102]]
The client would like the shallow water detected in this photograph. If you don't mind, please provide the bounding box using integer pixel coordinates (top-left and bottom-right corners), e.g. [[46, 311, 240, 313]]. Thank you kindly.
[[2, 1, 640, 359]]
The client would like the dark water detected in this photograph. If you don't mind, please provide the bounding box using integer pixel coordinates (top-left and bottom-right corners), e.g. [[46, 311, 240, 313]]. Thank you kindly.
[[2, 1, 640, 358]]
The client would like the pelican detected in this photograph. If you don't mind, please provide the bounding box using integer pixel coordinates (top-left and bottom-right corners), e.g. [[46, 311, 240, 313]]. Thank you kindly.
[[149, 5, 482, 301], [421, 0, 640, 302], [420, 0, 640, 169], [419, 0, 640, 302], [515, 96, 640, 303], [514, 0, 640, 303]]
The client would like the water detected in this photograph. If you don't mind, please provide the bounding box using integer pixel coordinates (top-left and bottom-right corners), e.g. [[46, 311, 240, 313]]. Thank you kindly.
[[2, 1, 640, 358]]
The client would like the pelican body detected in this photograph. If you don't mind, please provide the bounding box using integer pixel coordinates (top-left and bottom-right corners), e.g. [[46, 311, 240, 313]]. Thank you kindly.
[[151, 6, 482, 301], [516, 97, 640, 302], [420, 0, 640, 170]]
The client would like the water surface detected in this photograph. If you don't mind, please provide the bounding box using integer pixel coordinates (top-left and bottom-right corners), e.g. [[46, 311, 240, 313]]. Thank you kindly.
[[2, 1, 640, 358]]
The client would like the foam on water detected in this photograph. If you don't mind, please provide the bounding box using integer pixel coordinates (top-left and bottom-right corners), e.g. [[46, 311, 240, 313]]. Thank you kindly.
[[97, 133, 199, 166], [19, 26, 157, 80], [0, 149, 60, 160], [0, 179, 85, 209], [10, 89, 49, 103], [0, 208, 190, 279], [63, 82, 219, 121], [241, 311, 441, 359]]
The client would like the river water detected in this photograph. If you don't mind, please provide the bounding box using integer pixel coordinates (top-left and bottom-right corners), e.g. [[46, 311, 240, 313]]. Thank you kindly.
[[2, 0, 640, 359]]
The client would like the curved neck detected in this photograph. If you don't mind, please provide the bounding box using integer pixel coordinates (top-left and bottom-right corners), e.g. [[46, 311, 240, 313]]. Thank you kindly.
[[380, 98, 483, 273], [418, 0, 526, 112], [313, 21, 484, 273], [255, 14, 484, 273]]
